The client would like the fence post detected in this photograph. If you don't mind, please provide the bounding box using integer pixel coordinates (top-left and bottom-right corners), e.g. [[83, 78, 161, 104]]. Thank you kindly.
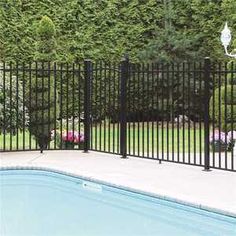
[[203, 57, 211, 171], [84, 59, 92, 153], [120, 56, 129, 158]]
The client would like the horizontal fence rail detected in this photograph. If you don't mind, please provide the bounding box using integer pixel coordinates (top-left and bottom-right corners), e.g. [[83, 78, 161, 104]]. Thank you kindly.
[[0, 59, 235, 172]]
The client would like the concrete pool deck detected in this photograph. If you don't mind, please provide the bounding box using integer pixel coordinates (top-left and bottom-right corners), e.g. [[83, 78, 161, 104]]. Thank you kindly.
[[1, 150, 236, 217]]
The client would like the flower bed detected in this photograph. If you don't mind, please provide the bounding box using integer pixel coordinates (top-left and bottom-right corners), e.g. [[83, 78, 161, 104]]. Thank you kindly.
[[210, 130, 236, 152], [210, 131, 229, 152], [51, 130, 84, 149]]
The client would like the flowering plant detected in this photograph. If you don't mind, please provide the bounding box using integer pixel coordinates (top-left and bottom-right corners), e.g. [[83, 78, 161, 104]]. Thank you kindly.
[[227, 131, 236, 141], [209, 131, 230, 144], [51, 130, 84, 149], [210, 131, 229, 152], [62, 130, 84, 144], [227, 131, 236, 150]]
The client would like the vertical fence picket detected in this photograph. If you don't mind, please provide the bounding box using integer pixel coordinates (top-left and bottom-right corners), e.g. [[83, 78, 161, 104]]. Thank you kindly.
[[171, 63, 175, 162], [224, 62, 228, 169], [199, 62, 203, 165], [40, 62, 44, 152], [60, 63, 63, 150], [103, 61, 106, 152], [72, 63, 75, 150], [218, 62, 222, 168], [166, 63, 170, 161], [9, 62, 13, 151], [29, 62, 32, 150], [47, 62, 51, 150], [182, 62, 186, 163], [193, 62, 197, 164], [84, 60, 92, 153], [35, 62, 38, 150], [161, 63, 164, 161], [3, 62, 6, 151], [146, 63, 150, 158], [187, 62, 191, 163], [78, 63, 82, 149], [94, 62, 98, 151], [230, 62, 234, 170], [132, 64, 136, 156], [66, 63, 69, 149], [22, 62, 26, 151], [108, 62, 111, 153], [156, 63, 160, 161], [177, 63, 180, 162], [151, 63, 154, 159], [120, 57, 129, 158], [203, 58, 211, 171], [141, 63, 145, 158], [113, 62, 116, 153], [53, 62, 57, 150], [16, 62, 19, 150], [128, 64, 131, 156], [137, 64, 140, 157]]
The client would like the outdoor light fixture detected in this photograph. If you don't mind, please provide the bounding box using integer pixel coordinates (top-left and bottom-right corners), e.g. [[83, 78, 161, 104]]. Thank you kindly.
[[220, 22, 236, 58]]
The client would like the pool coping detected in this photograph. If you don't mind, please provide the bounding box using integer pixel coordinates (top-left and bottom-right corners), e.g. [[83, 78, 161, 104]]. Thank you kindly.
[[1, 165, 236, 219]]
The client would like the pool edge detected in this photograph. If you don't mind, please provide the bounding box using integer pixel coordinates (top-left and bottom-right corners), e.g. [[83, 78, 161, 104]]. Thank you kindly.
[[1, 165, 236, 219]]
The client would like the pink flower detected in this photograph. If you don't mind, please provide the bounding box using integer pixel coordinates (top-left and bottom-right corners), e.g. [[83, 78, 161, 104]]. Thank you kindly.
[[227, 131, 236, 141], [74, 133, 84, 143], [61, 130, 84, 144], [79, 134, 85, 142]]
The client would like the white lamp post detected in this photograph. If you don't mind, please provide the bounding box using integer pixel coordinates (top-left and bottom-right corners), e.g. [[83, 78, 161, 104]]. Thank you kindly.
[[220, 22, 236, 58]]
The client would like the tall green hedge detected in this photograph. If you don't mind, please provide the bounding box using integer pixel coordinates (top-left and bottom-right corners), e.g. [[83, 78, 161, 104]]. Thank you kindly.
[[1, 0, 233, 63]]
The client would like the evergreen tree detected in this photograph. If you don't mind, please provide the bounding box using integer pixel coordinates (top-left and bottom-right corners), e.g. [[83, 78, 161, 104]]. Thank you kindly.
[[26, 16, 58, 152]]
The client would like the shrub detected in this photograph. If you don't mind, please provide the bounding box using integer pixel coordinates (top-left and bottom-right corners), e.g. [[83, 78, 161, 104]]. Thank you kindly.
[[0, 64, 28, 134], [210, 62, 236, 131], [26, 16, 59, 151]]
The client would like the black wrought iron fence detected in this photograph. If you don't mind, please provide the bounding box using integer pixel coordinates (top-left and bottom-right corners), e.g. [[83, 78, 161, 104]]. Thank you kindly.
[[0, 62, 85, 152], [0, 59, 235, 171]]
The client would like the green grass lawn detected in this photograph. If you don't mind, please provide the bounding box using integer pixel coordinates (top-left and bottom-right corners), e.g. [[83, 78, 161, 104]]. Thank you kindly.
[[0, 131, 37, 151], [90, 122, 205, 154], [0, 122, 205, 154]]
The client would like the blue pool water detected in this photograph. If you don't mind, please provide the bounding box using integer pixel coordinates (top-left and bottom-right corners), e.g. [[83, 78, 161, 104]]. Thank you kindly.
[[0, 169, 235, 236]]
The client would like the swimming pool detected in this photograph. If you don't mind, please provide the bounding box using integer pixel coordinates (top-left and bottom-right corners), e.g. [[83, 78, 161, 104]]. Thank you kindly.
[[0, 169, 235, 236]]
